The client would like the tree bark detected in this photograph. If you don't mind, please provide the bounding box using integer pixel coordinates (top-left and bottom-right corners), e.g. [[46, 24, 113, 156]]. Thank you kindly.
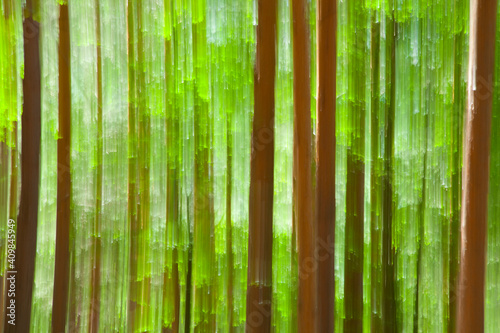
[[245, 0, 277, 332], [316, 0, 337, 331], [292, 0, 315, 331], [457, 0, 498, 331], [4, 1, 41, 331], [52, 3, 71, 332]]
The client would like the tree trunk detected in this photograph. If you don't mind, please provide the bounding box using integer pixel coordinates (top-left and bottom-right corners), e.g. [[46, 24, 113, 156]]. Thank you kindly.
[[292, 0, 315, 331], [52, 3, 71, 332], [245, 0, 277, 331], [457, 0, 498, 331], [4, 1, 41, 331], [316, 0, 337, 331]]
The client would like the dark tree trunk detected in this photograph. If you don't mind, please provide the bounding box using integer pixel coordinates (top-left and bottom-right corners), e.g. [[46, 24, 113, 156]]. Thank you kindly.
[[4, 1, 41, 331], [52, 3, 71, 332], [316, 0, 337, 331]]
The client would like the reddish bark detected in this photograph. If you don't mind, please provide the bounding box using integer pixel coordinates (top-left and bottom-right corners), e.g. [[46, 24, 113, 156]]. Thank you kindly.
[[245, 0, 277, 331], [457, 0, 498, 331], [292, 0, 315, 331]]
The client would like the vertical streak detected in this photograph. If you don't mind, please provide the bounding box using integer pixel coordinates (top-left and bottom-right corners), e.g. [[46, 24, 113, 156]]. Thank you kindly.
[[292, 0, 314, 330], [457, 0, 498, 331], [89, 0, 103, 331], [185, 206, 193, 333], [245, 0, 277, 332], [7, 3, 41, 332], [127, 0, 138, 329], [0, 138, 8, 330], [383, 15, 397, 333], [227, 104, 234, 333], [52, 3, 71, 332], [316, 0, 337, 330], [163, 0, 180, 331], [343, 0, 366, 331], [135, 0, 151, 329], [369, 11, 381, 333], [192, 0, 215, 329], [448, 25, 464, 333]]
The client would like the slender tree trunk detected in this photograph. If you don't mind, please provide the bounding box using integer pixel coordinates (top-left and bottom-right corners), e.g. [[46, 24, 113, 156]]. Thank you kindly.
[[4, 2, 41, 331], [245, 0, 277, 332], [52, 3, 71, 332], [316, 0, 336, 331], [292, 0, 315, 331], [89, 0, 103, 331], [457, 0, 498, 331]]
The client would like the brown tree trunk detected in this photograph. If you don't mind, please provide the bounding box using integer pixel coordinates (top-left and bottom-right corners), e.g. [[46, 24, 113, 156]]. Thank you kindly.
[[4, 1, 41, 331], [245, 0, 277, 332], [52, 3, 71, 332], [316, 0, 337, 331], [457, 0, 498, 331], [291, 0, 315, 331]]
